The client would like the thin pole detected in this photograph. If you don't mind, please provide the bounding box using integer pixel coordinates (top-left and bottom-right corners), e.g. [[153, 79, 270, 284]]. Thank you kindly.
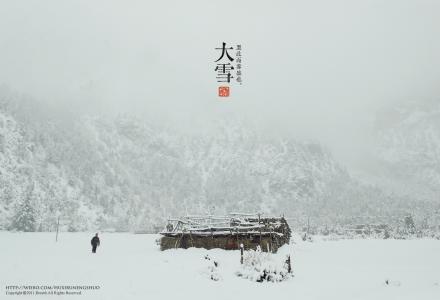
[[307, 216, 310, 234], [55, 216, 60, 242], [258, 213, 262, 246]]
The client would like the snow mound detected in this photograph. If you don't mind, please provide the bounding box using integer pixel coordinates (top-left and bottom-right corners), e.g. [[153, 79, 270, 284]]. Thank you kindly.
[[201, 255, 221, 281], [236, 247, 293, 282]]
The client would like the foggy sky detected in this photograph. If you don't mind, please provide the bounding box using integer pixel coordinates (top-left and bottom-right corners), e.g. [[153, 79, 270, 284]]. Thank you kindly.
[[1, 0, 439, 170]]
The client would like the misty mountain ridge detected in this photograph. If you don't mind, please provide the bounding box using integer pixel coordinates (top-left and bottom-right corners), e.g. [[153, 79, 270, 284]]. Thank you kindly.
[[371, 99, 440, 201], [0, 96, 438, 232]]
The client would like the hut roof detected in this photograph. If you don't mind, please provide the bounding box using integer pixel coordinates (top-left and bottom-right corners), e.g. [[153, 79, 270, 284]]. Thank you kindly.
[[161, 213, 290, 238]]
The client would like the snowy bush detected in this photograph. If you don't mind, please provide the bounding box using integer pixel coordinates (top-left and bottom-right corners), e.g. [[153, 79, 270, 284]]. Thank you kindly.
[[236, 247, 293, 283], [384, 279, 401, 287], [201, 255, 221, 281], [302, 232, 314, 242], [322, 233, 342, 241]]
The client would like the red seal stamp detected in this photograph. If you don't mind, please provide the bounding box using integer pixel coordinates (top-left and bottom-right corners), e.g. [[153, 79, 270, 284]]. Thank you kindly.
[[218, 86, 230, 97]]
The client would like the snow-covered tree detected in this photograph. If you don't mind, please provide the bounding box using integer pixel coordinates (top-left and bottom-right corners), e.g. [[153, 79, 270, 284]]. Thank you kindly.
[[11, 184, 36, 232]]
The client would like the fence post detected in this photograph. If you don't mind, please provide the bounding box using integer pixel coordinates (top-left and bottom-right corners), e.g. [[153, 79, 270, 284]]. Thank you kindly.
[[55, 216, 60, 242]]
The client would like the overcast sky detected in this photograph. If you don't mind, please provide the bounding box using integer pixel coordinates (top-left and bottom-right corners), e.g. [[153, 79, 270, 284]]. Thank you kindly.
[[1, 0, 439, 169]]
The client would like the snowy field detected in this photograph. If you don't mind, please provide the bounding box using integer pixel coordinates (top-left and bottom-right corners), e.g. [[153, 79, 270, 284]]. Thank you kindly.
[[1, 232, 439, 300]]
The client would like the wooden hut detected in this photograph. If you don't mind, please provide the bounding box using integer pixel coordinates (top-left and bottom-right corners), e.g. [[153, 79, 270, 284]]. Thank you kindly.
[[159, 213, 291, 252]]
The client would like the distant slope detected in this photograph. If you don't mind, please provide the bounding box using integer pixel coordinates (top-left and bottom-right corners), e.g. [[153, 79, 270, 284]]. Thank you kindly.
[[374, 99, 440, 201], [1, 95, 432, 232]]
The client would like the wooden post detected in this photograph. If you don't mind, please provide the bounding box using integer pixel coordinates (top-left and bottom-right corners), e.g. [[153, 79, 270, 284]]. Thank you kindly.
[[189, 230, 194, 247], [235, 227, 239, 249], [269, 225, 274, 253], [258, 213, 262, 246], [307, 216, 310, 235], [55, 216, 60, 242], [240, 243, 244, 264], [286, 255, 292, 273]]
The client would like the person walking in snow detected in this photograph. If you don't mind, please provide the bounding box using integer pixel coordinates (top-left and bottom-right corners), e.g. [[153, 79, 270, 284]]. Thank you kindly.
[[91, 233, 100, 253]]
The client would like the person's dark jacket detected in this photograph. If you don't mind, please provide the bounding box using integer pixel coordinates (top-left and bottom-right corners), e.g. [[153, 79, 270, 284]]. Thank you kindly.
[[91, 236, 100, 247]]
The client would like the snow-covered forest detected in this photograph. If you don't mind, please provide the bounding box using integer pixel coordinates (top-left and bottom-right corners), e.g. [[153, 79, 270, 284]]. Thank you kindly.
[[1, 91, 439, 234]]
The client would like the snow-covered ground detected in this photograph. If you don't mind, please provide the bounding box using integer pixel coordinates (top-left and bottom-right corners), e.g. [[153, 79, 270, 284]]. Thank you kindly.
[[0, 232, 439, 300]]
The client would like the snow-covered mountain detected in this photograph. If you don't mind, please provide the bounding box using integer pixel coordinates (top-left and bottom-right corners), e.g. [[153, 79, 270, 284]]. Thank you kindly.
[[373, 99, 440, 203], [0, 95, 435, 232]]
